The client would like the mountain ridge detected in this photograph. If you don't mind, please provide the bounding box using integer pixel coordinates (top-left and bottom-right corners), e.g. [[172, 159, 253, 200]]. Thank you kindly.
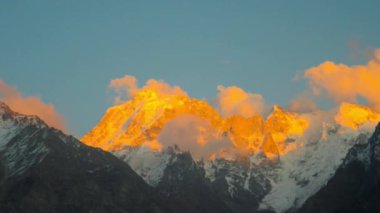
[[2, 100, 380, 212], [0, 102, 170, 212], [81, 95, 380, 212]]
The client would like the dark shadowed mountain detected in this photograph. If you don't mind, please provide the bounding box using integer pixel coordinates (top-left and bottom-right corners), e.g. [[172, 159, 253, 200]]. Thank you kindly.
[[0, 102, 169, 213]]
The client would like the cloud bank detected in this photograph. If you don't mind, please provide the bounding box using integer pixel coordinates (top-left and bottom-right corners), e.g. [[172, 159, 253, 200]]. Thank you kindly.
[[158, 115, 231, 159], [304, 49, 380, 112], [0, 80, 65, 131], [216, 85, 266, 117], [109, 75, 187, 103]]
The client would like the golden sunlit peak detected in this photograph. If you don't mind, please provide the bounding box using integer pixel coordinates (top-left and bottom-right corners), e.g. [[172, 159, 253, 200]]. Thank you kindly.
[[261, 133, 280, 159], [265, 105, 309, 135], [136, 87, 187, 100], [82, 82, 312, 159], [82, 75, 314, 159], [335, 102, 380, 129], [271, 104, 283, 113], [81, 85, 221, 152]]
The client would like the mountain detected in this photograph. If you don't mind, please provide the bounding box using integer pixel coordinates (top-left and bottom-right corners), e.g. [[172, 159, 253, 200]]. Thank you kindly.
[[90, 118, 380, 213], [81, 88, 380, 213], [115, 145, 231, 213], [81, 88, 308, 156], [0, 102, 169, 212], [298, 123, 380, 213], [3, 89, 380, 212]]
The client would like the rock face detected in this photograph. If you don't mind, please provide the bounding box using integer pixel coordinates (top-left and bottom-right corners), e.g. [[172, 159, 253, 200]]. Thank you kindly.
[[115, 145, 231, 213], [201, 155, 269, 213], [298, 123, 380, 213], [0, 102, 168, 213], [154, 147, 231, 213]]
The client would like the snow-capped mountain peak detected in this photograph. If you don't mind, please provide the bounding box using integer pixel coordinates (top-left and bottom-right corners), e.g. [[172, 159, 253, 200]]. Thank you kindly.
[[81, 92, 380, 212], [0, 102, 52, 177]]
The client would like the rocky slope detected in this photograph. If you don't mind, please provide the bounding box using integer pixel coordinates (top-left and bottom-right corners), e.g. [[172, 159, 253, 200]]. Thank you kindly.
[[298, 123, 380, 213], [0, 102, 168, 213], [109, 122, 380, 213]]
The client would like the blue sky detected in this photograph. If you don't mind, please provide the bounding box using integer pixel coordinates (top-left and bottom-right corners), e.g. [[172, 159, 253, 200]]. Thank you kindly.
[[1, 0, 380, 136]]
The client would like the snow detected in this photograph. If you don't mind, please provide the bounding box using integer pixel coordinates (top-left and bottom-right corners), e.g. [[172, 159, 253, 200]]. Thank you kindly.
[[203, 160, 217, 182], [0, 118, 20, 149], [2, 128, 49, 177], [201, 121, 377, 212], [259, 123, 376, 212], [115, 146, 171, 186], [203, 152, 253, 199], [225, 176, 238, 197], [0, 103, 50, 177]]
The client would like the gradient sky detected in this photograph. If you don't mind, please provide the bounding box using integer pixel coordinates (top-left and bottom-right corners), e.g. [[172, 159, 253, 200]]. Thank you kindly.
[[1, 0, 380, 136]]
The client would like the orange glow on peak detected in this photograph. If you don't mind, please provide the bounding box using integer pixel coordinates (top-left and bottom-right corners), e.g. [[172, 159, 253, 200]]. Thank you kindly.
[[82, 85, 310, 159], [82, 51, 380, 159], [335, 102, 380, 129]]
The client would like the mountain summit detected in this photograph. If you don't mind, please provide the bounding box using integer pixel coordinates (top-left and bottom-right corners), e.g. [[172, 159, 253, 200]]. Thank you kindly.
[[0, 102, 168, 212], [82, 87, 309, 158], [81, 87, 380, 212]]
